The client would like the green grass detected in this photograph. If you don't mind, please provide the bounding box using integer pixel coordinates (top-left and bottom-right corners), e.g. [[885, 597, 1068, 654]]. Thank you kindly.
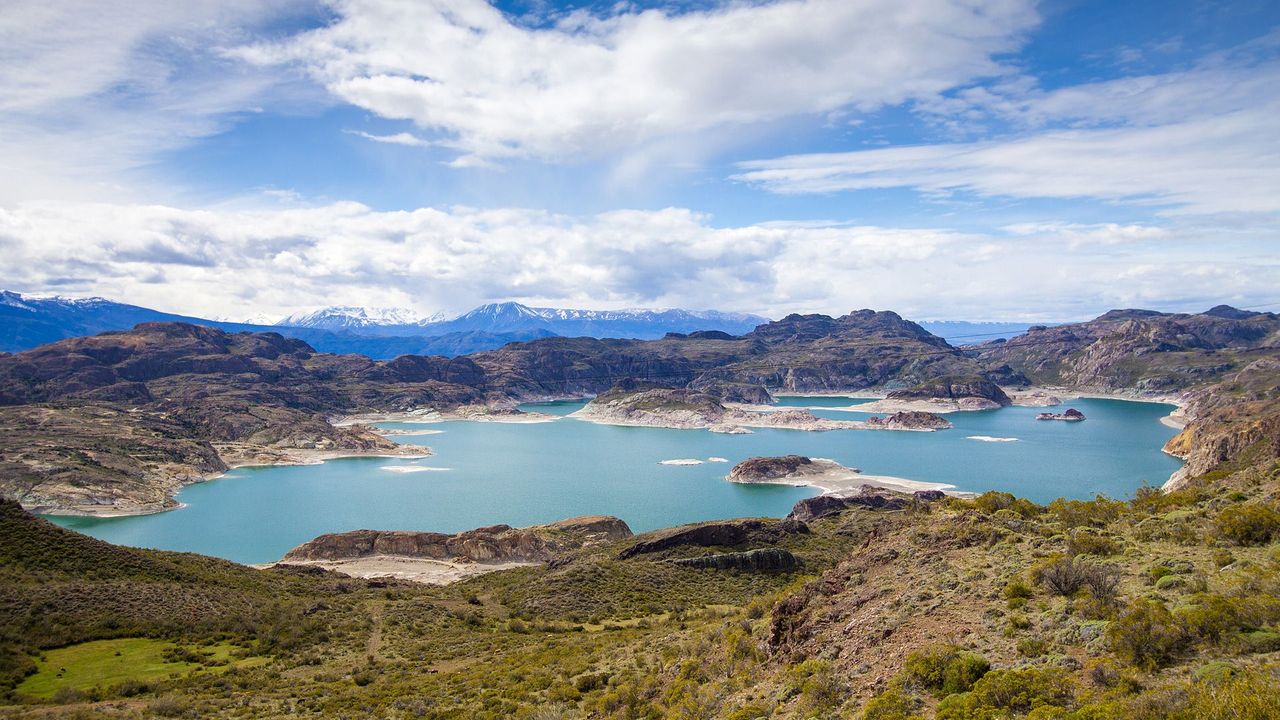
[[15, 638, 250, 699]]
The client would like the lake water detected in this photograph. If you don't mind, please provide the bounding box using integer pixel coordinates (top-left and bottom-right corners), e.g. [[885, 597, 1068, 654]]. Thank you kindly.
[[50, 398, 1183, 564]]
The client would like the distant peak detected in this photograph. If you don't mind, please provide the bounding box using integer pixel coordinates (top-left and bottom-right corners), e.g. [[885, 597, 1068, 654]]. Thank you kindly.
[[278, 305, 442, 328], [1203, 304, 1262, 320]]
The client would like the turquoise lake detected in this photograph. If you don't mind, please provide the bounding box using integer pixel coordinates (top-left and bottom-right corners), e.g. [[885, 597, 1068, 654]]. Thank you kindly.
[[50, 397, 1184, 564]]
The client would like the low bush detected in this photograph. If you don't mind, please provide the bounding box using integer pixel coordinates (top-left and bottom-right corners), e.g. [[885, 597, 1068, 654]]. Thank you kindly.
[[859, 686, 924, 720], [935, 667, 1074, 719], [1107, 599, 1187, 669], [1216, 504, 1280, 546], [900, 645, 990, 697]]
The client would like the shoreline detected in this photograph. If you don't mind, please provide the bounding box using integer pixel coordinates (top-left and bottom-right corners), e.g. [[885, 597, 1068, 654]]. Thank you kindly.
[[33, 445, 435, 519], [335, 406, 559, 426]]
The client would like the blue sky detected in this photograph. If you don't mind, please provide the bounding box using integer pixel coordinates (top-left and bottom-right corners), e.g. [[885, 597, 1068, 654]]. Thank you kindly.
[[1, 0, 1277, 321]]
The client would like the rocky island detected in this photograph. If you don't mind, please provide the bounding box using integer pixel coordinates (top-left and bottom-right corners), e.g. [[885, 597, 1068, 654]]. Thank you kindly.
[[569, 385, 865, 432], [726, 455, 956, 496], [1036, 408, 1086, 422], [572, 384, 957, 433], [864, 410, 953, 430]]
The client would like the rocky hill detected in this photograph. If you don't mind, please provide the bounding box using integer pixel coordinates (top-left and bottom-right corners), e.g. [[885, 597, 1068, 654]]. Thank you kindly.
[[0, 323, 487, 513], [471, 309, 990, 399], [974, 305, 1280, 393]]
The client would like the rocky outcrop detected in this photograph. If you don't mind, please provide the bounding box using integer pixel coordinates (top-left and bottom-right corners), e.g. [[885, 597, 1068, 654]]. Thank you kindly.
[[865, 411, 952, 430], [886, 376, 1011, 408], [618, 519, 806, 559], [671, 547, 799, 571], [284, 515, 632, 564]]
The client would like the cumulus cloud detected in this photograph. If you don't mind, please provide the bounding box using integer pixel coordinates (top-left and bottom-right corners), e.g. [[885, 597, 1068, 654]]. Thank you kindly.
[[1, 202, 1276, 322], [233, 0, 1038, 164]]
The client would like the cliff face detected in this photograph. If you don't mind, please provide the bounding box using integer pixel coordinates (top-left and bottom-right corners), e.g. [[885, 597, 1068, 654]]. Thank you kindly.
[[1163, 358, 1280, 482], [283, 515, 632, 563]]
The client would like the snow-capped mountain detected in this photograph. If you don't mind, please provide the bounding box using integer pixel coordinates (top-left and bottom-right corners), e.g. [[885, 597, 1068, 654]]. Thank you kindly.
[[0, 291, 548, 358], [424, 302, 768, 338], [277, 306, 446, 333], [273, 301, 769, 339]]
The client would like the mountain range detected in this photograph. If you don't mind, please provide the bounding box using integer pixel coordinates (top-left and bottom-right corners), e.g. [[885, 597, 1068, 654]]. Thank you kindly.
[[276, 301, 770, 339], [0, 292, 1038, 361]]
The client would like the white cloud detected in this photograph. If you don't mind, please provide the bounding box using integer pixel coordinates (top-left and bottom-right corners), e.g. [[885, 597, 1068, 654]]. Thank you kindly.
[[345, 130, 433, 147], [0, 1, 311, 204], [734, 55, 1280, 215], [734, 104, 1280, 214], [1, 201, 1276, 322], [234, 0, 1038, 165]]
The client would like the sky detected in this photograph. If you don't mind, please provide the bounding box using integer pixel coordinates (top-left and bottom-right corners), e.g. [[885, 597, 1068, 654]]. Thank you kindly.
[[0, 0, 1278, 322]]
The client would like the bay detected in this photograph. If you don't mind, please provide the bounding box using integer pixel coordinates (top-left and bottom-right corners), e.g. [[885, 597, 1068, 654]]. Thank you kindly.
[[50, 397, 1183, 564]]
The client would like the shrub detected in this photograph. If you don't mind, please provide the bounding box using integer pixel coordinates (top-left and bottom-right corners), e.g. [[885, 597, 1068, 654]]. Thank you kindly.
[[901, 645, 990, 696], [784, 659, 843, 712], [1047, 496, 1125, 528], [724, 704, 772, 720], [1107, 599, 1187, 668], [1019, 638, 1050, 657], [972, 492, 1041, 519], [860, 687, 924, 720], [1034, 555, 1088, 596], [1003, 579, 1034, 607], [1237, 628, 1280, 654], [149, 696, 190, 717], [1216, 503, 1280, 545], [573, 671, 610, 693], [936, 667, 1074, 719], [1082, 564, 1121, 606], [1175, 668, 1280, 720], [1066, 529, 1121, 557]]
